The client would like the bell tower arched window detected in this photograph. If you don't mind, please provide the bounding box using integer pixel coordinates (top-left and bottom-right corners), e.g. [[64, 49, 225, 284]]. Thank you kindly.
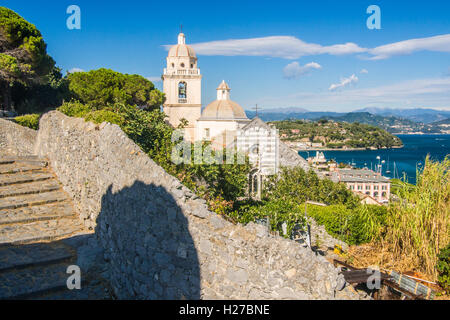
[[178, 82, 187, 101]]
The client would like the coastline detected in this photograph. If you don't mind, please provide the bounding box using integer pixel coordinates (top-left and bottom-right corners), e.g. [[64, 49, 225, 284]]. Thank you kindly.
[[288, 145, 404, 152]]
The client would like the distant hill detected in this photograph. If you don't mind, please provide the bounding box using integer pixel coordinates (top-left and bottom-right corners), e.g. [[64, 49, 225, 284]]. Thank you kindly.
[[431, 118, 450, 126], [245, 108, 450, 134], [354, 107, 450, 124], [245, 110, 341, 122], [318, 112, 424, 133], [270, 119, 403, 149]]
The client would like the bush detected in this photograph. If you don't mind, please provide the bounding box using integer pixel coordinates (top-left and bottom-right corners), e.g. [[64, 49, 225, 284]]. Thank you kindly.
[[57, 101, 91, 117], [437, 244, 450, 292], [228, 198, 306, 238], [14, 114, 40, 130], [84, 109, 124, 126], [265, 166, 359, 208], [307, 204, 387, 245]]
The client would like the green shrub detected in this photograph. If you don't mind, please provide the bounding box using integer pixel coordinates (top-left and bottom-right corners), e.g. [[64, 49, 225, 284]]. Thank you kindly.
[[14, 114, 40, 130], [437, 244, 450, 292], [306, 204, 387, 245], [84, 109, 124, 126], [265, 166, 359, 208], [228, 198, 306, 238], [57, 101, 91, 117]]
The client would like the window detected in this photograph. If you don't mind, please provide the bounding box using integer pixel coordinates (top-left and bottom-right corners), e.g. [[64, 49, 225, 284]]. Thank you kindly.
[[191, 64, 193, 68], [178, 82, 187, 99], [171, 63, 174, 68], [204, 128, 210, 139], [365, 185, 370, 190], [357, 184, 362, 190], [180, 63, 185, 68]]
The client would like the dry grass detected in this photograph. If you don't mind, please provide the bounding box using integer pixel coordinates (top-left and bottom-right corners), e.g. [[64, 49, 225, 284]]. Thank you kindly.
[[384, 156, 449, 279], [343, 156, 449, 298]]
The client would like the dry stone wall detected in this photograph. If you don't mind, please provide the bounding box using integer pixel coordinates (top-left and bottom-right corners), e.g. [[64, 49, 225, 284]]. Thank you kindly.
[[0, 118, 37, 156], [33, 111, 361, 300]]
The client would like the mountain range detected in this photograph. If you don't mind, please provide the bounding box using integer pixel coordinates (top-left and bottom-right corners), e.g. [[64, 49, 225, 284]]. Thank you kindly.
[[244, 108, 450, 134]]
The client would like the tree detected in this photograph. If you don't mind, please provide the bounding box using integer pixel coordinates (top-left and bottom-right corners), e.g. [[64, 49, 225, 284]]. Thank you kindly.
[[67, 69, 165, 110], [0, 7, 55, 111]]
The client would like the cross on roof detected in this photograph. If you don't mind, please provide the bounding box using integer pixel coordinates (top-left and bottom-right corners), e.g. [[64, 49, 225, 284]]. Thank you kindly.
[[252, 104, 262, 117]]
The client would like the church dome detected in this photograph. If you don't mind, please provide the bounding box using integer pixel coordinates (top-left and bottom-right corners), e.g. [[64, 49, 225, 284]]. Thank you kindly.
[[200, 81, 248, 120], [168, 33, 197, 58]]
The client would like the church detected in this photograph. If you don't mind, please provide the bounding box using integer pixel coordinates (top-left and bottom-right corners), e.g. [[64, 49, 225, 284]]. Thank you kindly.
[[161, 32, 309, 197], [162, 32, 251, 145]]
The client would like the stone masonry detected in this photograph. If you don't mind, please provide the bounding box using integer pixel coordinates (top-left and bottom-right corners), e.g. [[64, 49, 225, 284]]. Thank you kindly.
[[26, 111, 363, 300]]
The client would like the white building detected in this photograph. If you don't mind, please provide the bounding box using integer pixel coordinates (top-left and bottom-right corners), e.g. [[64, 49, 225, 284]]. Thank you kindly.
[[196, 80, 251, 147], [162, 32, 202, 141], [162, 32, 250, 143]]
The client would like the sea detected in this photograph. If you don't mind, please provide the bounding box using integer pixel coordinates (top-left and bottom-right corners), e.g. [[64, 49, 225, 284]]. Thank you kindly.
[[298, 134, 450, 184]]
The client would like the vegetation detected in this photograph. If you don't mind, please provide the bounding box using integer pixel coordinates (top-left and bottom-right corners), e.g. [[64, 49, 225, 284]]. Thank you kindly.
[[14, 113, 40, 129], [58, 100, 251, 203], [0, 7, 56, 112], [437, 244, 450, 292], [225, 166, 388, 243], [383, 156, 449, 278], [271, 119, 403, 149], [67, 69, 164, 111]]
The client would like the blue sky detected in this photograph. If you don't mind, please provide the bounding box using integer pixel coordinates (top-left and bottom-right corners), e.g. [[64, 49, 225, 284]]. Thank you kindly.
[[2, 0, 450, 111]]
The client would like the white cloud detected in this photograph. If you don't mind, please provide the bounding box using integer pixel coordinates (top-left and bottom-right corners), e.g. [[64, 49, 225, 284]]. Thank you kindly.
[[164, 36, 366, 59], [360, 69, 368, 74], [367, 34, 450, 60], [255, 77, 450, 111], [283, 62, 322, 79], [68, 67, 84, 73], [163, 33, 450, 60], [146, 76, 162, 83], [329, 74, 359, 91]]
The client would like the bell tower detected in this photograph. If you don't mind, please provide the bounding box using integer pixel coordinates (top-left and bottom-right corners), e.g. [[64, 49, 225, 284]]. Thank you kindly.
[[162, 32, 202, 141]]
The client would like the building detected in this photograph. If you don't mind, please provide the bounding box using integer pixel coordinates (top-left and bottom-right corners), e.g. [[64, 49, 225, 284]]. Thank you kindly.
[[162, 32, 309, 186], [163, 32, 251, 143], [162, 32, 202, 141], [331, 168, 391, 203], [196, 80, 250, 147]]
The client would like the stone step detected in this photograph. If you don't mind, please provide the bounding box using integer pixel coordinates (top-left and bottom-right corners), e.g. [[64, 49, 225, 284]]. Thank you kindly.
[[0, 156, 47, 166], [0, 171, 53, 187], [35, 278, 112, 300], [0, 163, 46, 175], [0, 262, 75, 299], [0, 179, 61, 199], [0, 217, 89, 247], [0, 242, 75, 273], [0, 201, 75, 225], [0, 190, 68, 210]]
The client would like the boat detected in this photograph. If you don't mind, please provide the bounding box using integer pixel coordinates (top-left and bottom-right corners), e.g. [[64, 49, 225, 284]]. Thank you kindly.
[[386, 157, 391, 174]]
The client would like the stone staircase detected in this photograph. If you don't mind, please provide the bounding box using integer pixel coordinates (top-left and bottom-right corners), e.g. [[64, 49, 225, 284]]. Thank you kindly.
[[0, 156, 110, 299]]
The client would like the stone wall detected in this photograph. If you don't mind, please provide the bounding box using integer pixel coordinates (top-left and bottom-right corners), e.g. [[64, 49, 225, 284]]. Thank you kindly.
[[278, 140, 309, 170], [35, 111, 360, 300], [0, 118, 37, 156]]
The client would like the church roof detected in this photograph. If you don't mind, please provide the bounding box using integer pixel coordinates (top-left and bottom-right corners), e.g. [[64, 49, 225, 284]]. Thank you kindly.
[[200, 81, 249, 121], [217, 80, 230, 90], [200, 99, 248, 120], [168, 33, 197, 58]]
